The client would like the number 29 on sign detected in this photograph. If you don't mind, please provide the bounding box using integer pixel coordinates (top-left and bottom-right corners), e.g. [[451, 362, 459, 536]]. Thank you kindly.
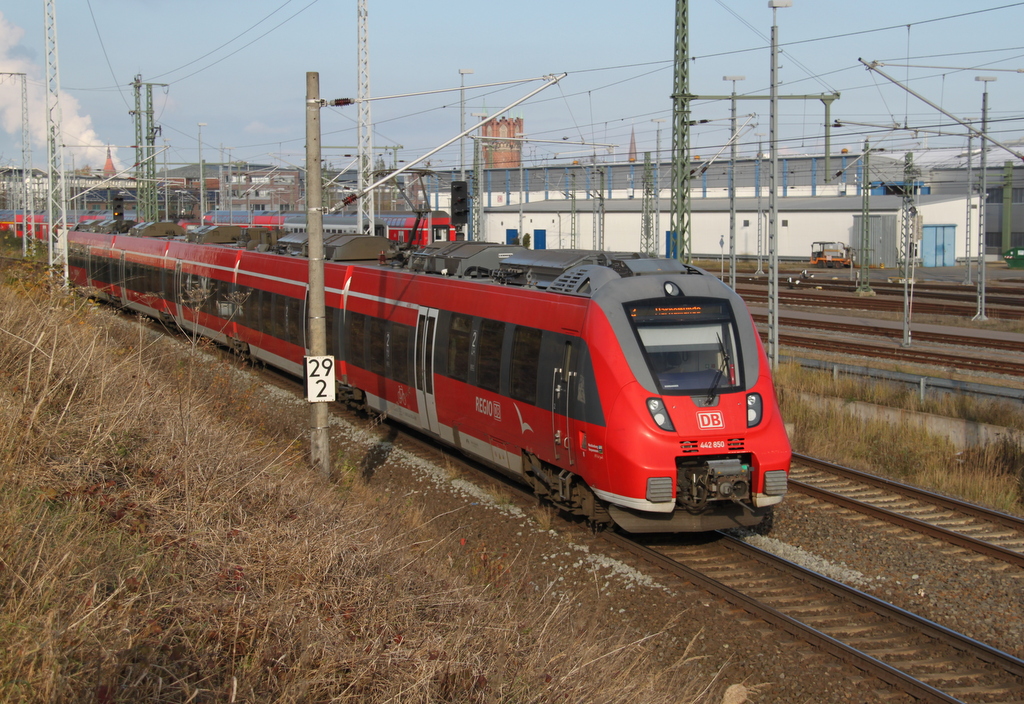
[[304, 356, 336, 403]]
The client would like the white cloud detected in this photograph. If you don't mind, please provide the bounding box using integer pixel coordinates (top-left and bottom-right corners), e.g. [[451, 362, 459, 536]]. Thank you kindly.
[[0, 11, 121, 172]]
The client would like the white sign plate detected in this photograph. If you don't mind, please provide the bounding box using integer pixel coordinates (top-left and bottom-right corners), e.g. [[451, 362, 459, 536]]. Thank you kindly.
[[304, 355, 336, 403]]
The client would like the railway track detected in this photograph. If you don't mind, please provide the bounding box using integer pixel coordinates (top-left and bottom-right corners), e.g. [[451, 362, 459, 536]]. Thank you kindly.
[[751, 313, 1024, 354], [789, 454, 1024, 570], [738, 288, 1021, 321], [771, 331, 1024, 376], [390, 416, 1024, 702], [741, 276, 1024, 309], [604, 530, 1024, 703]]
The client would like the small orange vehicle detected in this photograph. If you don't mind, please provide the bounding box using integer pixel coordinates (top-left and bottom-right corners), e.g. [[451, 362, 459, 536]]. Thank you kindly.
[[810, 241, 853, 268]]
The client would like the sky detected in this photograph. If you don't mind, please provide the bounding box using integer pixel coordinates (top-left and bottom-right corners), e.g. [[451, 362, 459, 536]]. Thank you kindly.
[[1, 0, 1023, 178]]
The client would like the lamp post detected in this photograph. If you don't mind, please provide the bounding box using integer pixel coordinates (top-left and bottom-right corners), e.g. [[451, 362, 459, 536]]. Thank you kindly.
[[767, 0, 791, 369], [197, 123, 207, 225], [724, 75, 745, 288], [459, 69, 474, 182], [974, 76, 995, 322]]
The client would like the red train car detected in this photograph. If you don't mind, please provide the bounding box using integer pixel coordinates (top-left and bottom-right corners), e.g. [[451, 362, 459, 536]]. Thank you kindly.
[[67, 233, 791, 533], [206, 210, 455, 248]]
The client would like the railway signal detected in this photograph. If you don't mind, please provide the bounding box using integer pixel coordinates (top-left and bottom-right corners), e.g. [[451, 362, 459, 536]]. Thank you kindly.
[[451, 180, 469, 226]]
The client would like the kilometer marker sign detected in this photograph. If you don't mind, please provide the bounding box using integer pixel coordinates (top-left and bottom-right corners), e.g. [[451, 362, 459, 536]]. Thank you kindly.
[[304, 356, 336, 403]]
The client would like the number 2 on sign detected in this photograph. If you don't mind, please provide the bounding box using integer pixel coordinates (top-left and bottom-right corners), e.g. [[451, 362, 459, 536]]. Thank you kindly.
[[305, 356, 336, 402]]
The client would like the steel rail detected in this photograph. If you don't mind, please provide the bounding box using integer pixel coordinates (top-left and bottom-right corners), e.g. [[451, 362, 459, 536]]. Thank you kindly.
[[604, 530, 1001, 704], [774, 333, 1024, 375], [789, 479, 1024, 569], [793, 453, 1024, 533], [751, 313, 1023, 353]]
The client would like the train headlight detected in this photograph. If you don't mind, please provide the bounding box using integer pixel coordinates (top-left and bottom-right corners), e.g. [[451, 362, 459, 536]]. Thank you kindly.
[[664, 281, 681, 297], [646, 398, 676, 432], [746, 393, 763, 427]]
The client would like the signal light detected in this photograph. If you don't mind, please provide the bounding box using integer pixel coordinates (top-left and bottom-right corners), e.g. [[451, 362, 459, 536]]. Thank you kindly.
[[451, 180, 469, 225]]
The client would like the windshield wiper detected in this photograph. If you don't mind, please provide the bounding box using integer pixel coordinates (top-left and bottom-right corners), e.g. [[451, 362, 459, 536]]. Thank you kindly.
[[705, 333, 730, 404]]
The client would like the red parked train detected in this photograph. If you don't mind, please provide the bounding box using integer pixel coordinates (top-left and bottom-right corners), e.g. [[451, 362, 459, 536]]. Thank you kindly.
[[66, 231, 791, 533], [205, 210, 455, 248]]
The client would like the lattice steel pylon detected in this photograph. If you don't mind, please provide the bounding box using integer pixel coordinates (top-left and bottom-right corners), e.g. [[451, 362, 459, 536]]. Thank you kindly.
[[569, 172, 577, 249], [131, 76, 166, 222], [899, 151, 919, 346], [640, 152, 656, 255], [0, 73, 32, 255], [44, 0, 68, 277], [669, 0, 691, 262], [356, 0, 375, 234], [131, 75, 166, 221], [19, 73, 32, 255]]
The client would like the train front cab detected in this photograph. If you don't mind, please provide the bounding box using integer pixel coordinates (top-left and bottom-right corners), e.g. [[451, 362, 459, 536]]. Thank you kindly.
[[585, 276, 791, 533]]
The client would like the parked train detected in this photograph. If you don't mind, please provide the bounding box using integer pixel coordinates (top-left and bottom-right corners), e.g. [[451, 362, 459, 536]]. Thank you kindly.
[[65, 230, 791, 533], [1, 209, 454, 249], [204, 210, 455, 248]]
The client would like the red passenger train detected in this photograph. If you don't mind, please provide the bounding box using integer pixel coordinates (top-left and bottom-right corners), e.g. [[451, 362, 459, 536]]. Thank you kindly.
[[66, 231, 791, 533], [205, 210, 455, 247]]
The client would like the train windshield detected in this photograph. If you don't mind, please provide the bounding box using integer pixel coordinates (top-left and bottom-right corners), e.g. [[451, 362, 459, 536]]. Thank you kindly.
[[626, 298, 742, 396]]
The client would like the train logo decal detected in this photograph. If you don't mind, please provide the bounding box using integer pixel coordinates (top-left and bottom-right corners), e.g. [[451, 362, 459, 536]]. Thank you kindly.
[[514, 404, 533, 434], [696, 410, 725, 430]]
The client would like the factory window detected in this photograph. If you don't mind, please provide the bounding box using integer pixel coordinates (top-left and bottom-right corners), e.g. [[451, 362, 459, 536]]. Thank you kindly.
[[1012, 188, 1024, 204], [743, 219, 750, 227], [782, 220, 789, 227], [986, 187, 1002, 204]]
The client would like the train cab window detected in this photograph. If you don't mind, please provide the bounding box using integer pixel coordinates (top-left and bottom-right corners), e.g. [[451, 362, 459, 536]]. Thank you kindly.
[[510, 326, 542, 406], [432, 225, 449, 242], [477, 319, 505, 393], [447, 313, 473, 383], [627, 298, 742, 396]]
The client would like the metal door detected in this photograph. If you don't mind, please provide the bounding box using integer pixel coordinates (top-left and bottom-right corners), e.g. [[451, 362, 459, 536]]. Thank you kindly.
[[922, 225, 956, 267], [415, 307, 440, 436], [551, 340, 575, 466]]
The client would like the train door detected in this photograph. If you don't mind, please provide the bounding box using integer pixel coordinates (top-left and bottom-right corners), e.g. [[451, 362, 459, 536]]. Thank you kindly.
[[415, 307, 440, 436], [551, 340, 575, 466]]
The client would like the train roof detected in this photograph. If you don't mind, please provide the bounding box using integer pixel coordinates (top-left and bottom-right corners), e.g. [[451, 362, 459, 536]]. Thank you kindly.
[[406, 243, 704, 297]]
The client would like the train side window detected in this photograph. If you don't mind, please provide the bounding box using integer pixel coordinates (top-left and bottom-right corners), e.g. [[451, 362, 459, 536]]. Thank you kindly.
[[284, 294, 302, 343], [346, 311, 367, 370], [389, 322, 413, 386], [368, 316, 387, 376], [447, 313, 473, 383], [510, 326, 542, 406], [325, 306, 337, 358], [477, 319, 505, 393]]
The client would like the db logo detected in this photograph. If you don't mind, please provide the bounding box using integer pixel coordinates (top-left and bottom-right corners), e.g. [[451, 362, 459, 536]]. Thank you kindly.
[[696, 410, 725, 430]]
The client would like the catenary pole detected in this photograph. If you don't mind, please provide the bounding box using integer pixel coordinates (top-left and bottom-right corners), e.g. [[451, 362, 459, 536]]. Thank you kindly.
[[306, 72, 331, 478]]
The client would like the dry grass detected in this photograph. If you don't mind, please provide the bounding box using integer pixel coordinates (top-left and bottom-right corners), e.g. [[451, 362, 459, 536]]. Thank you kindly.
[[774, 363, 1024, 431], [776, 365, 1024, 515], [0, 264, 718, 703]]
